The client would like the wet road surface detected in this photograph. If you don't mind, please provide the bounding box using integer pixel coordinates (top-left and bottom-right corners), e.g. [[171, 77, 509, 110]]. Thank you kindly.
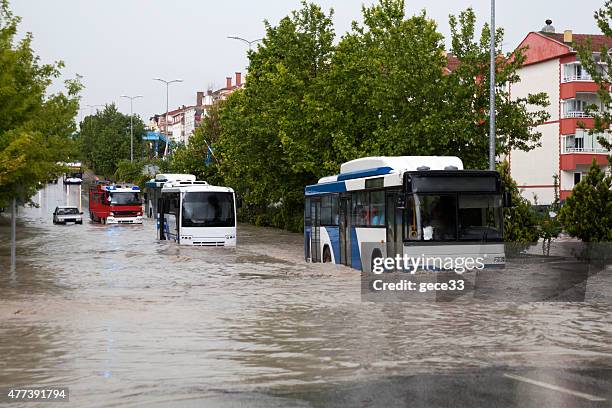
[[0, 182, 611, 407]]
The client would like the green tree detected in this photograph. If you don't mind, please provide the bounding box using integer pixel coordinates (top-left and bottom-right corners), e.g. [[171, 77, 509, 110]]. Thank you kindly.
[[314, 0, 449, 167], [216, 1, 335, 230], [537, 174, 562, 255], [168, 106, 221, 184], [77, 104, 145, 178], [558, 159, 612, 242], [445, 8, 550, 169], [0, 0, 81, 207], [498, 161, 539, 243], [180, 1, 551, 232]]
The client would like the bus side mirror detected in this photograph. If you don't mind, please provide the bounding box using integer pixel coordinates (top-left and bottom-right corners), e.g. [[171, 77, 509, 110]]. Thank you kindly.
[[396, 195, 406, 210], [503, 191, 513, 208], [236, 197, 243, 209]]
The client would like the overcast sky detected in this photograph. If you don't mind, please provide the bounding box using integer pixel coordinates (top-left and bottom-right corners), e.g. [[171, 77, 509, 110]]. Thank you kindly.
[[12, 0, 605, 122]]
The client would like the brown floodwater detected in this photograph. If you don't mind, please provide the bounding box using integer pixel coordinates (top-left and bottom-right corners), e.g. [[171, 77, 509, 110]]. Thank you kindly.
[[0, 182, 611, 407]]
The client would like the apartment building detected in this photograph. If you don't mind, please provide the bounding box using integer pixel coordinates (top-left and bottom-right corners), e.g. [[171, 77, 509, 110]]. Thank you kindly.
[[510, 20, 611, 204]]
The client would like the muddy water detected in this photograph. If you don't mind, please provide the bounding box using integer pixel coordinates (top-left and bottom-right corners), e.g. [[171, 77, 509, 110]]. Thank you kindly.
[[0, 182, 611, 407]]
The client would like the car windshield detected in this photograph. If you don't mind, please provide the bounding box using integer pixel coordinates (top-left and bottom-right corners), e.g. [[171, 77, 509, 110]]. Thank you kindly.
[[458, 194, 503, 241], [110, 192, 141, 206], [182, 192, 235, 228], [57, 208, 79, 215]]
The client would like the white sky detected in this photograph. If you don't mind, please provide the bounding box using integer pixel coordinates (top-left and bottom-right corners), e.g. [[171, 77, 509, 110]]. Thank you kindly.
[[11, 0, 604, 122]]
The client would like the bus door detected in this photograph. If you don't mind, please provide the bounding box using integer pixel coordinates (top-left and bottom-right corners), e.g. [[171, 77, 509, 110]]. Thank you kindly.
[[386, 190, 403, 261], [310, 199, 321, 262], [339, 195, 352, 267]]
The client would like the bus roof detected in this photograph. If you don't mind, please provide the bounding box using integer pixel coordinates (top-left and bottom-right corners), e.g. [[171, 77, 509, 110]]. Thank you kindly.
[[306, 156, 467, 196], [340, 156, 463, 175], [161, 183, 234, 194], [154, 173, 196, 183]]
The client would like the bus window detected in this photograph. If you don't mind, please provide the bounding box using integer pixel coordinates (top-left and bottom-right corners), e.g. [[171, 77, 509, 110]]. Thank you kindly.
[[320, 195, 338, 226], [304, 198, 311, 227], [370, 191, 385, 226], [352, 191, 369, 226]]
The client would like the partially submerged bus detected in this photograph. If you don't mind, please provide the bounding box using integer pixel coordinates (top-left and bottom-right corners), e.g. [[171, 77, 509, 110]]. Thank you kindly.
[[144, 174, 196, 219], [89, 182, 143, 224], [304, 156, 508, 271], [157, 178, 237, 246]]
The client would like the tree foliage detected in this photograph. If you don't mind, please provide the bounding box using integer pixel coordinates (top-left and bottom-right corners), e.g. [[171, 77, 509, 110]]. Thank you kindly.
[[498, 161, 539, 243], [77, 104, 145, 178], [0, 0, 81, 207], [558, 159, 612, 242], [170, 1, 550, 232]]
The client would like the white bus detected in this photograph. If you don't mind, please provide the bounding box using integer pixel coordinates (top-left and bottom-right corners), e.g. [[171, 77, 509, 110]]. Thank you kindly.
[[157, 178, 237, 247], [304, 156, 509, 272], [145, 174, 196, 219]]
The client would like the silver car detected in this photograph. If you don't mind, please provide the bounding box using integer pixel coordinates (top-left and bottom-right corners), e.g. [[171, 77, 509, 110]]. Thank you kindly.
[[53, 206, 83, 225]]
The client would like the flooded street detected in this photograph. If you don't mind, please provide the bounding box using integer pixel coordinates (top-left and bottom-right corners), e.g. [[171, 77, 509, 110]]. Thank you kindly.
[[1, 182, 611, 407]]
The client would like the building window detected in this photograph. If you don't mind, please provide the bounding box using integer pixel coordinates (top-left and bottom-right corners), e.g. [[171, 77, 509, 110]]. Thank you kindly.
[[574, 172, 581, 185]]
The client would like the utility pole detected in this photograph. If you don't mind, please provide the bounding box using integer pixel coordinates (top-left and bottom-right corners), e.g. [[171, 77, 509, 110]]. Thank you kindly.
[[121, 95, 143, 162], [153, 78, 182, 157], [489, 0, 496, 171]]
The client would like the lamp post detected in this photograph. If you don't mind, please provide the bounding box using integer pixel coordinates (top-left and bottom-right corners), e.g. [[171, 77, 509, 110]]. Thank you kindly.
[[120, 95, 143, 162], [227, 36, 263, 51], [153, 78, 182, 157], [228, 36, 263, 72], [489, 0, 496, 171]]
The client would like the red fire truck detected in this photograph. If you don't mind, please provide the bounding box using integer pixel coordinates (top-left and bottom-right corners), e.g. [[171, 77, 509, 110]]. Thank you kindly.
[[88, 182, 143, 224]]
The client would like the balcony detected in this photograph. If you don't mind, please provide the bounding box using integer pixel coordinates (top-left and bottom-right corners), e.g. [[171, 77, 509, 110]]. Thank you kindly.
[[562, 111, 591, 119], [561, 61, 603, 83], [562, 133, 611, 154], [561, 95, 602, 120], [561, 132, 610, 171], [562, 73, 593, 83]]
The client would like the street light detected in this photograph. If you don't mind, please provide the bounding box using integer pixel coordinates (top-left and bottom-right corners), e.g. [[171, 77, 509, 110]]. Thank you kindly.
[[120, 95, 143, 162], [153, 78, 183, 156], [227, 36, 263, 51]]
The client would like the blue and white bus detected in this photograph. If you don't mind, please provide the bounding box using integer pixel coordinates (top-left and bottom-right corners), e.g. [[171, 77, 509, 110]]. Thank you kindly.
[[304, 156, 508, 272]]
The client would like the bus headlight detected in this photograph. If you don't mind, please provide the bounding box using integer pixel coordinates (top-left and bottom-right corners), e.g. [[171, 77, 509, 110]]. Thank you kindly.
[[225, 234, 235, 240]]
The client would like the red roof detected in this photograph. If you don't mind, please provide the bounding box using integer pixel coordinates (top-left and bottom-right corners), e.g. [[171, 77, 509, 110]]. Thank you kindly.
[[540, 32, 612, 51]]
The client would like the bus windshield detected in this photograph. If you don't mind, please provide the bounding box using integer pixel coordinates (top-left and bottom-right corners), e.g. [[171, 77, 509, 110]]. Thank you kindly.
[[409, 193, 503, 242], [182, 192, 235, 228], [110, 192, 141, 206]]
